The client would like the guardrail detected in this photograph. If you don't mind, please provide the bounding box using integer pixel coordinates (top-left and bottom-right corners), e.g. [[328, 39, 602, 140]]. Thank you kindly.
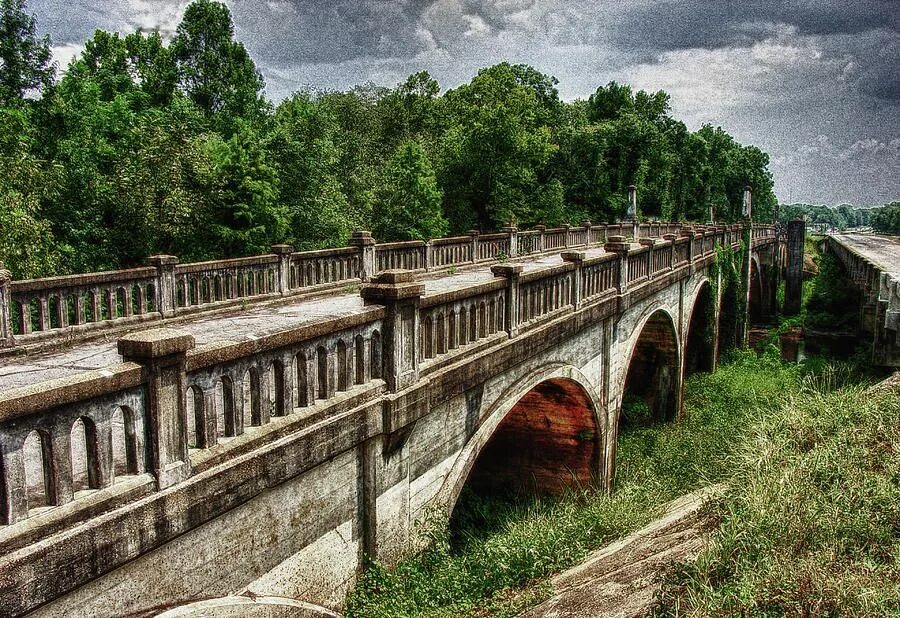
[[0, 222, 775, 351]]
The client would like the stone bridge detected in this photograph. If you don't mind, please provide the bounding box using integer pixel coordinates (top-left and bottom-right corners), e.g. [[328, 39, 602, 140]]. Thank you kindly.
[[0, 220, 784, 616], [825, 233, 900, 366]]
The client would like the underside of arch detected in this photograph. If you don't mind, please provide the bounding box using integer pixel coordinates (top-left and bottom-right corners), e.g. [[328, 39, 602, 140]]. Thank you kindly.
[[622, 310, 680, 425], [462, 378, 600, 498]]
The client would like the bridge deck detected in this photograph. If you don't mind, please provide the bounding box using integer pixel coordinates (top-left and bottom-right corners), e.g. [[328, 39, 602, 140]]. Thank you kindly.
[[0, 246, 613, 393], [830, 233, 900, 273]]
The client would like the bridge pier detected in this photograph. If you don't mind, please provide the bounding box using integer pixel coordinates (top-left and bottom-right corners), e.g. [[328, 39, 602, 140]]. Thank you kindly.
[[784, 218, 805, 316]]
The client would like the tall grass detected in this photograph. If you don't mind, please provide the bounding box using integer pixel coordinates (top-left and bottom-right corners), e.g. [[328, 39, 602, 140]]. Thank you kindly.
[[344, 351, 811, 618], [651, 379, 900, 616]]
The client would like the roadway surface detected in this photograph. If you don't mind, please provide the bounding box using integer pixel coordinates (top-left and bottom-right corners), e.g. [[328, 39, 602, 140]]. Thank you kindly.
[[830, 233, 900, 273], [0, 245, 624, 393]]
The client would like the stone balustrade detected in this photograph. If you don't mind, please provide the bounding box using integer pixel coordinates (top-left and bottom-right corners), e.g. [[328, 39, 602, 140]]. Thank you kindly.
[[0, 223, 773, 353]]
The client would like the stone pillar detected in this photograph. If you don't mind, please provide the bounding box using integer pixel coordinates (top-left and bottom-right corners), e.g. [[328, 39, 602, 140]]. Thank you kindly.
[[271, 244, 294, 295], [626, 184, 639, 240], [742, 186, 752, 220], [535, 225, 546, 253], [680, 226, 696, 263], [424, 240, 434, 271], [581, 219, 593, 245], [0, 261, 12, 347], [118, 329, 195, 489], [784, 218, 805, 316], [468, 229, 480, 263], [741, 222, 753, 345], [562, 251, 585, 307], [604, 235, 631, 294], [349, 231, 376, 282], [663, 234, 677, 270], [491, 264, 523, 337], [361, 270, 425, 391], [563, 224, 572, 248], [501, 226, 518, 258], [145, 255, 178, 317], [708, 203, 715, 225]]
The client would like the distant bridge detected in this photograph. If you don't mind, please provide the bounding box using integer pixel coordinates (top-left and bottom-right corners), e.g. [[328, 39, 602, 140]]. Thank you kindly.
[[825, 233, 900, 366], [0, 221, 786, 616]]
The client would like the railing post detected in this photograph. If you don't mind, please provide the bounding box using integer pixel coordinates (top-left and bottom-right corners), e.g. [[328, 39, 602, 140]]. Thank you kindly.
[[468, 229, 480, 263], [118, 328, 195, 489], [563, 224, 572, 248], [663, 234, 677, 270], [271, 244, 294, 295], [361, 270, 425, 391], [145, 255, 178, 317], [0, 262, 12, 347], [491, 264, 523, 338], [349, 231, 376, 282], [581, 219, 593, 246], [604, 235, 631, 295], [562, 251, 585, 307], [502, 225, 518, 258], [535, 225, 546, 253], [424, 239, 434, 271], [680, 226, 696, 264]]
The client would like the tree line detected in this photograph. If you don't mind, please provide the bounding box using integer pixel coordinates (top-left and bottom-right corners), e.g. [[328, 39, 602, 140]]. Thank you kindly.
[[778, 202, 899, 234], [0, 0, 779, 279]]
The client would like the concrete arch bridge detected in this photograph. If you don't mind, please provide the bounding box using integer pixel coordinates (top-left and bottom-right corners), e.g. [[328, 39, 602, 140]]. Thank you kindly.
[[0, 222, 787, 616]]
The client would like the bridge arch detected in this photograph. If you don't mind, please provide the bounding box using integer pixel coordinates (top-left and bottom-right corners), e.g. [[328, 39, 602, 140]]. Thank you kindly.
[[619, 308, 681, 426], [684, 280, 716, 376], [438, 364, 604, 517], [748, 255, 764, 325]]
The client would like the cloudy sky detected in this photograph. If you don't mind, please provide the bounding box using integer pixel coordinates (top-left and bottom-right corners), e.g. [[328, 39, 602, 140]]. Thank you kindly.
[[31, 0, 900, 206]]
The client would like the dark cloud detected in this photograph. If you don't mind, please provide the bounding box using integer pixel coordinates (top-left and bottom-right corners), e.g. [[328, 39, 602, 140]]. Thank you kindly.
[[26, 0, 900, 204]]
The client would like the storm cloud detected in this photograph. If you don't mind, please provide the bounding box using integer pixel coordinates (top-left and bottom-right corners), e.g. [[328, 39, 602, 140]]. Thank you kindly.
[[30, 0, 900, 205]]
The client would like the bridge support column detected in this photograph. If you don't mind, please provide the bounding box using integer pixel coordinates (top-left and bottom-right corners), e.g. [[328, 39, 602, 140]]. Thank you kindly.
[[361, 270, 425, 391], [741, 222, 752, 346], [784, 218, 805, 316], [0, 262, 12, 347], [491, 264, 523, 337], [145, 255, 179, 318], [271, 244, 294, 294], [350, 231, 376, 282], [118, 329, 195, 489]]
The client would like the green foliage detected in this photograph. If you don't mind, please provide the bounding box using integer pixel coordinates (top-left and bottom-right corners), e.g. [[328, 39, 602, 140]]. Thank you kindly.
[[805, 250, 860, 330], [652, 381, 900, 615], [345, 351, 820, 618], [0, 0, 53, 105], [870, 201, 900, 234], [373, 140, 447, 242], [0, 1, 781, 278], [779, 202, 874, 230]]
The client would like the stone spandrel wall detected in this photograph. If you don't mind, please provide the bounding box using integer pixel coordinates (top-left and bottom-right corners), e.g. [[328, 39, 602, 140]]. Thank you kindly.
[[30, 449, 363, 617]]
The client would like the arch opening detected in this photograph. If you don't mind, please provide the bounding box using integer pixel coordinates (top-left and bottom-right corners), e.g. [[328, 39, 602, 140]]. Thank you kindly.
[[748, 259, 764, 326], [450, 378, 600, 539], [718, 277, 740, 359], [621, 310, 680, 427], [685, 283, 715, 376]]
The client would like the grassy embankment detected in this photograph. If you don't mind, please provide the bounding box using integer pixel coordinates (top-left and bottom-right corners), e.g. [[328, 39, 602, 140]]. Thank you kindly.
[[347, 350, 888, 617]]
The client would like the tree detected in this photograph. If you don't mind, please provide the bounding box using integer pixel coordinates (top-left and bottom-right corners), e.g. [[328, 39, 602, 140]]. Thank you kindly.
[[373, 140, 447, 242], [171, 0, 268, 133], [268, 92, 352, 249], [0, 0, 53, 105]]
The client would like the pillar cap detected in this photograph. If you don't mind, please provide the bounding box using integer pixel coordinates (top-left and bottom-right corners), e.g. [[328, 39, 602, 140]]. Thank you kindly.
[[639, 237, 656, 247], [604, 236, 631, 253], [500, 226, 518, 233], [349, 231, 376, 246], [270, 244, 295, 255], [467, 229, 480, 237], [361, 270, 425, 302], [561, 251, 586, 263], [535, 224, 546, 231], [144, 255, 178, 267], [662, 233, 678, 241], [491, 264, 524, 277], [118, 328, 195, 359]]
